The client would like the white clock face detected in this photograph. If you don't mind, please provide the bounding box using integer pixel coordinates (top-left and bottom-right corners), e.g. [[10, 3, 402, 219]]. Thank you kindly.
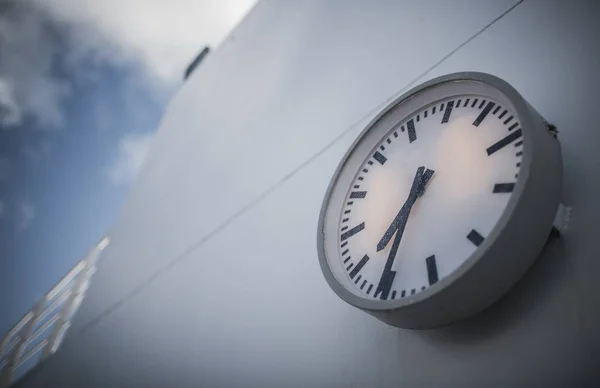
[[336, 94, 523, 300]]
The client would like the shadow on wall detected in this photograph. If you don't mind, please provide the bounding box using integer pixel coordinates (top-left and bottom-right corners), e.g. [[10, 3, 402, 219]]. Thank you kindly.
[[419, 232, 571, 345]]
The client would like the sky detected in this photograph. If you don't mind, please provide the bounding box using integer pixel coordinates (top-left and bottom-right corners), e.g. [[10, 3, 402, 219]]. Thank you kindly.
[[0, 0, 257, 335]]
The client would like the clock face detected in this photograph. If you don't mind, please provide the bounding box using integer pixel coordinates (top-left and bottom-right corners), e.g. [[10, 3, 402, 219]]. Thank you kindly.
[[335, 94, 523, 300]]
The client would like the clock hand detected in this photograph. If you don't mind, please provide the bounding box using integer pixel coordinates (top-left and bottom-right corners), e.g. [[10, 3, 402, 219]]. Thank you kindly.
[[376, 166, 434, 252], [373, 167, 434, 300], [374, 210, 406, 299]]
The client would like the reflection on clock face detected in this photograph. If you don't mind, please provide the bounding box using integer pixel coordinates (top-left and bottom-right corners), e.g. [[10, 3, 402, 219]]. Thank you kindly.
[[338, 95, 523, 300]]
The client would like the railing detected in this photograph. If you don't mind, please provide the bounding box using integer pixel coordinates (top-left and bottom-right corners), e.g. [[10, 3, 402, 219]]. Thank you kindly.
[[0, 237, 109, 387]]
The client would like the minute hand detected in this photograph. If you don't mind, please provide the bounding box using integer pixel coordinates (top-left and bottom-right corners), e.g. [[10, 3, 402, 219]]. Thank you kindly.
[[374, 170, 429, 300], [376, 166, 434, 252]]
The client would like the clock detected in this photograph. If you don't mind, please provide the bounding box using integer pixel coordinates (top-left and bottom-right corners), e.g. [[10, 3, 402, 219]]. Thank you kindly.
[[317, 72, 562, 329]]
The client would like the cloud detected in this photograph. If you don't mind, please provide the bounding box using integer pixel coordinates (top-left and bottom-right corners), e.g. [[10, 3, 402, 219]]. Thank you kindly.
[[0, 0, 257, 131], [108, 133, 155, 185], [0, 78, 22, 126], [34, 0, 258, 85], [17, 200, 35, 232], [0, 1, 72, 129]]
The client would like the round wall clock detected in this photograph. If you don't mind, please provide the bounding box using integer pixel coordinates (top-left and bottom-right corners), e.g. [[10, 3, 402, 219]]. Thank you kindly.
[[317, 72, 562, 329]]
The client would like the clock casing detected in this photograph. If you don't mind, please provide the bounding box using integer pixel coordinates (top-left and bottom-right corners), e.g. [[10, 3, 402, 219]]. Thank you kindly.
[[317, 72, 562, 329]]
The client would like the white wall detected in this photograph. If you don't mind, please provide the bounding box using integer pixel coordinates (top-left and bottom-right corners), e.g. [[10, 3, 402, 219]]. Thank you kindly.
[[17, 0, 600, 386]]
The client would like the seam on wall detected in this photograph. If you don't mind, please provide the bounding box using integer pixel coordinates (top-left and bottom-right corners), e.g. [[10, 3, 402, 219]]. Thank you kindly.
[[66, 0, 526, 351]]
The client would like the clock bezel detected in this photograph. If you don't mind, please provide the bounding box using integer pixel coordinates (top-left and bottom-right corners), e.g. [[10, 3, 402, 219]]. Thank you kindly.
[[316, 72, 562, 329]]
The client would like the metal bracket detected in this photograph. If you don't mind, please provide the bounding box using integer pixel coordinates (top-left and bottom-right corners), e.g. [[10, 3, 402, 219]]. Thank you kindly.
[[550, 203, 571, 238]]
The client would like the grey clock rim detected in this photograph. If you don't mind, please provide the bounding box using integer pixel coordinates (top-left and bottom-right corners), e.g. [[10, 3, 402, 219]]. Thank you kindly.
[[316, 71, 562, 329]]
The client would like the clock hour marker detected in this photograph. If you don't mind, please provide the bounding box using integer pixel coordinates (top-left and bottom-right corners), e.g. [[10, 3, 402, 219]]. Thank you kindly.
[[425, 255, 439, 285], [407, 119, 417, 143], [467, 229, 485, 247], [350, 191, 367, 199], [473, 101, 495, 126], [373, 151, 387, 165], [441, 100, 454, 123], [487, 129, 522, 156], [349, 254, 370, 279], [508, 123, 518, 131], [340, 222, 365, 241], [493, 183, 515, 193]]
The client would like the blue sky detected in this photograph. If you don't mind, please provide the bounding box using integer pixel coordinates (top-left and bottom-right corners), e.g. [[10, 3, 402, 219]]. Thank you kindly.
[[0, 0, 256, 335]]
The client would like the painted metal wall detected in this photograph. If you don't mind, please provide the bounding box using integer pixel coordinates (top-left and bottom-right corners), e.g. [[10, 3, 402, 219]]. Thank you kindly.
[[16, 0, 600, 386]]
